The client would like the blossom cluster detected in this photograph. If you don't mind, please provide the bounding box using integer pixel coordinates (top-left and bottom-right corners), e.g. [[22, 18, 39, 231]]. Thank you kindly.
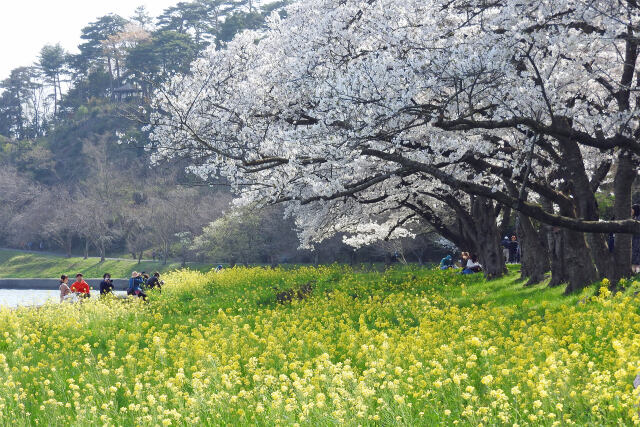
[[149, 0, 640, 248]]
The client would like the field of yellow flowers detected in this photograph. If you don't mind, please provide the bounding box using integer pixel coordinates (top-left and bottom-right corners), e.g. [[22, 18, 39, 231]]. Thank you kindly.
[[0, 265, 639, 426]]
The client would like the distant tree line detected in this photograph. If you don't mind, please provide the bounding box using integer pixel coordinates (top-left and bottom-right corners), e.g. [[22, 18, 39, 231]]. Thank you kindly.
[[0, 0, 447, 265]]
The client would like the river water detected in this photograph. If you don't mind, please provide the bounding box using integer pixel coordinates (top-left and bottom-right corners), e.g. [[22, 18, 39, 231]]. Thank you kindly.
[[0, 289, 60, 308], [0, 289, 127, 308]]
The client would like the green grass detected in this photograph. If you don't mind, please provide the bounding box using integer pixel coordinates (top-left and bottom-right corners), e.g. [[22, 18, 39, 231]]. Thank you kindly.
[[0, 248, 213, 278]]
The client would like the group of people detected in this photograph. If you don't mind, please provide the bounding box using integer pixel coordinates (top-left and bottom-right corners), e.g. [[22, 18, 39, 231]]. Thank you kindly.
[[126, 271, 163, 300], [501, 235, 520, 264], [439, 252, 483, 274], [439, 235, 521, 275], [439, 203, 640, 276], [58, 271, 163, 302], [58, 273, 90, 302]]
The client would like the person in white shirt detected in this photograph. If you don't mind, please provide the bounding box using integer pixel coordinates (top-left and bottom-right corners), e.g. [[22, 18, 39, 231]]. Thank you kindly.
[[463, 254, 483, 274], [59, 275, 71, 302]]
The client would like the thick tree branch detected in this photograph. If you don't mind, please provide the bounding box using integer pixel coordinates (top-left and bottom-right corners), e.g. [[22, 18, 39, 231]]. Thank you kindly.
[[362, 148, 640, 234]]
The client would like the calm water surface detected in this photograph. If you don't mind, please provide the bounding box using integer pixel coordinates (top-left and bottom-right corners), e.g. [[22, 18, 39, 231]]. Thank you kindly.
[[0, 289, 126, 308], [0, 289, 59, 308]]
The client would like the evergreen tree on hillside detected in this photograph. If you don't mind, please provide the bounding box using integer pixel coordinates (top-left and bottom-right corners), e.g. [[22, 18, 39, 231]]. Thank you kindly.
[[0, 67, 41, 139], [38, 44, 67, 116]]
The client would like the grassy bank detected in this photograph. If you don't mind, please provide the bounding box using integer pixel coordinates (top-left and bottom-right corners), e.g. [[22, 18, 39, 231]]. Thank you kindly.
[[0, 249, 213, 278], [0, 265, 639, 425]]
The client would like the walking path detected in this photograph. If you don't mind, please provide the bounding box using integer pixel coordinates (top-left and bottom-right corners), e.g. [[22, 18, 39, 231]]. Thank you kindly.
[[2, 247, 156, 263]]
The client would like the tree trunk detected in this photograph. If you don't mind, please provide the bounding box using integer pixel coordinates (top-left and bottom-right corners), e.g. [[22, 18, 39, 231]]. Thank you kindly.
[[555, 137, 603, 274], [539, 197, 569, 287], [470, 196, 505, 279], [499, 206, 512, 237], [551, 137, 603, 292], [100, 241, 105, 262], [517, 214, 550, 285], [65, 235, 72, 258], [107, 56, 114, 99], [606, 150, 636, 287], [562, 228, 598, 294], [53, 76, 58, 116], [84, 239, 89, 259], [138, 251, 143, 264], [384, 252, 392, 267], [547, 226, 568, 287], [419, 248, 427, 265], [475, 238, 505, 279], [115, 57, 121, 85]]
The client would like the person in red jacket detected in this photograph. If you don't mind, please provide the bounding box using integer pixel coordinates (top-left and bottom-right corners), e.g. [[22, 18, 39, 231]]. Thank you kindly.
[[70, 273, 90, 298]]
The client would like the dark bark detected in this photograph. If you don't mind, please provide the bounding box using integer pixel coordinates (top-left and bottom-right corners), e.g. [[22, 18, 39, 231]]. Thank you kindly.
[[162, 245, 168, 265], [517, 213, 550, 285], [362, 148, 640, 234], [554, 196, 598, 294], [434, 116, 640, 154], [562, 227, 599, 294], [65, 235, 72, 258], [499, 206, 512, 237], [467, 196, 506, 279], [555, 136, 611, 279], [547, 226, 569, 287], [541, 198, 569, 287], [608, 150, 637, 285], [415, 192, 504, 277], [402, 200, 471, 249]]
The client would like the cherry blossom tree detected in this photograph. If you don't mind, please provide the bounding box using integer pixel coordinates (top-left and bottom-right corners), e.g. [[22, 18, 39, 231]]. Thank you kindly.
[[149, 0, 640, 291]]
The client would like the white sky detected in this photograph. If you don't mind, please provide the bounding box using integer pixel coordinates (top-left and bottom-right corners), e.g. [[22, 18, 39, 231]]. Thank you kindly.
[[0, 0, 181, 81]]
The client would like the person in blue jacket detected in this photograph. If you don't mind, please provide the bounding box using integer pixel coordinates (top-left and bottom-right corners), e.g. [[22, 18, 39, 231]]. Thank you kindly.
[[439, 255, 454, 270], [128, 271, 147, 300]]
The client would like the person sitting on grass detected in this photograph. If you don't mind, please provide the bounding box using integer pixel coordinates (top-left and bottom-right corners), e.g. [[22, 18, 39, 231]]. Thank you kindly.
[[70, 273, 90, 298], [59, 275, 71, 302], [100, 273, 114, 296], [457, 252, 470, 268], [439, 255, 454, 270], [128, 271, 147, 300], [462, 254, 483, 274]]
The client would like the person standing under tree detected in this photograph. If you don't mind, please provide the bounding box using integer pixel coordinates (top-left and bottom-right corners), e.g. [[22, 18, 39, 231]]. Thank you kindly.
[[508, 235, 520, 264], [501, 236, 510, 262]]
